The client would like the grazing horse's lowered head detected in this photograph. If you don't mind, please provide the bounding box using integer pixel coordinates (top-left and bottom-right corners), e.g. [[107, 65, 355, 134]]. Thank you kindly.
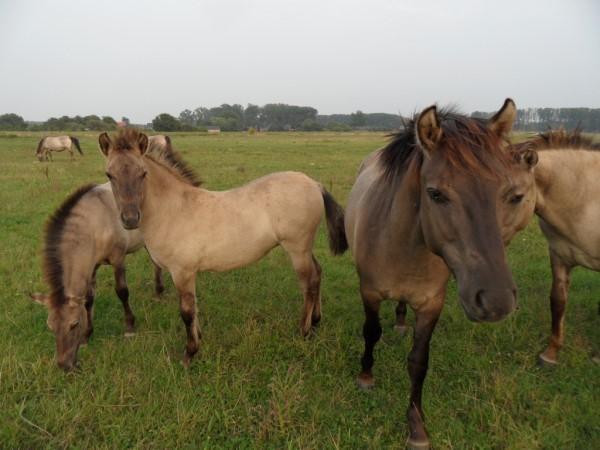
[[410, 99, 533, 322]]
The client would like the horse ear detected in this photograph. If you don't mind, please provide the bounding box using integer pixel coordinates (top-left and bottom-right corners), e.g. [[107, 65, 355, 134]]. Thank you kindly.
[[137, 133, 149, 155], [489, 98, 517, 137], [415, 105, 442, 156], [98, 133, 112, 157], [521, 149, 538, 170], [30, 292, 50, 306]]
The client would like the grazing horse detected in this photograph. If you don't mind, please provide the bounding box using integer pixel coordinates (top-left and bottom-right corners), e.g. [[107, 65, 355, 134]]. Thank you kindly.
[[341, 99, 538, 449], [98, 128, 347, 366], [516, 129, 600, 365], [36, 136, 83, 161], [30, 182, 164, 371]]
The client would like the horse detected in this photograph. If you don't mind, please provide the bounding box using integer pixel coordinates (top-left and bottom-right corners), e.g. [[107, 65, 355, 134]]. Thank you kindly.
[[29, 182, 165, 371], [98, 128, 347, 367], [340, 99, 538, 449], [147, 134, 172, 154], [36, 135, 83, 161], [516, 129, 600, 366]]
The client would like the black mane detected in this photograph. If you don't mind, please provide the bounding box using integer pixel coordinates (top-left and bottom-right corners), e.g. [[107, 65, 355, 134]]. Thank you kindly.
[[379, 108, 509, 181], [43, 184, 97, 306]]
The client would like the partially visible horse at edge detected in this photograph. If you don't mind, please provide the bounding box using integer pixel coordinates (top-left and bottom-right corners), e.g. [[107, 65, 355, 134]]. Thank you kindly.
[[99, 128, 348, 367], [36, 135, 83, 161], [516, 129, 600, 366], [339, 99, 538, 449]]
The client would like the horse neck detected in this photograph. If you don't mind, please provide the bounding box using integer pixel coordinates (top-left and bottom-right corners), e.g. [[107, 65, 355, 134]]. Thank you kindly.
[[534, 149, 597, 224], [141, 157, 201, 224], [378, 158, 427, 249]]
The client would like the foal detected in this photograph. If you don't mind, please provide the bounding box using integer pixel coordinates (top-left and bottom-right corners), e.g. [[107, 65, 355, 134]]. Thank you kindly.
[[98, 129, 347, 366], [341, 99, 538, 449]]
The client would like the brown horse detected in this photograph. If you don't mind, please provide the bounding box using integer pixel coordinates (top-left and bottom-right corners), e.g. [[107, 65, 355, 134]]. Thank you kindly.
[[341, 99, 538, 449], [36, 136, 83, 161], [516, 129, 600, 365], [98, 129, 347, 366], [30, 182, 164, 371]]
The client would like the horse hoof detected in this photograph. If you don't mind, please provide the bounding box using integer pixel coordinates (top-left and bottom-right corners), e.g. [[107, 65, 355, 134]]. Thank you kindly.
[[537, 353, 558, 367], [394, 324, 408, 336], [406, 437, 431, 450], [356, 374, 375, 390], [124, 331, 136, 338]]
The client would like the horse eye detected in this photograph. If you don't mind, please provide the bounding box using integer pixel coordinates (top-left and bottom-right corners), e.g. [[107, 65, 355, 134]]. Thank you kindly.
[[510, 194, 524, 204], [426, 188, 448, 204], [69, 320, 80, 330], [141, 171, 147, 178]]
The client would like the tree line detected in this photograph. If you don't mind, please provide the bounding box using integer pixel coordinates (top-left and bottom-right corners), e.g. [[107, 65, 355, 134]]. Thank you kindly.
[[0, 114, 129, 131], [471, 108, 600, 132], [2, 106, 600, 132]]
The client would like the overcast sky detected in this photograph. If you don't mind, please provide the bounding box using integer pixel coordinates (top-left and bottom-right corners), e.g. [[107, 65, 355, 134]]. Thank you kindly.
[[1, 0, 598, 123]]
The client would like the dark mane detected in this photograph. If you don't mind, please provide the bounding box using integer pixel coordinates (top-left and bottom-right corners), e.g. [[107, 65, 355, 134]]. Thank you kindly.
[[112, 128, 202, 187], [146, 146, 203, 187], [43, 184, 97, 306], [380, 107, 512, 181], [516, 128, 600, 151]]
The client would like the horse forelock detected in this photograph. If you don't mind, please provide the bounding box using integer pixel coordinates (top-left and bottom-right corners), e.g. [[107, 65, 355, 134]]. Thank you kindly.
[[112, 128, 143, 152], [43, 184, 97, 307], [380, 109, 512, 182]]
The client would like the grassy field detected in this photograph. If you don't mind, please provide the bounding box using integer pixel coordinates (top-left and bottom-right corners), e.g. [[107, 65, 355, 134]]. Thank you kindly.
[[0, 131, 598, 449]]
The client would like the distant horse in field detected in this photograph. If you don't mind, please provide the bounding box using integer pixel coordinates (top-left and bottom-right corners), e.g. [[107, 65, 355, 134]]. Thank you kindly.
[[98, 128, 347, 367], [30, 182, 164, 371], [147, 134, 172, 154], [516, 129, 600, 366], [36, 136, 83, 161], [340, 99, 538, 449]]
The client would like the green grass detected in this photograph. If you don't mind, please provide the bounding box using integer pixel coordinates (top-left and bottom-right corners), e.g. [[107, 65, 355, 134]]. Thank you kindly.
[[0, 131, 598, 449]]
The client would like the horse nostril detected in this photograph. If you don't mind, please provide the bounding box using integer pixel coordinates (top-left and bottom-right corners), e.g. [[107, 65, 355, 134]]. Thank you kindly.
[[475, 290, 485, 309]]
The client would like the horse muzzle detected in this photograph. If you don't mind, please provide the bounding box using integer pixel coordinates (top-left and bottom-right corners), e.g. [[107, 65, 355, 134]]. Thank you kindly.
[[120, 210, 141, 229]]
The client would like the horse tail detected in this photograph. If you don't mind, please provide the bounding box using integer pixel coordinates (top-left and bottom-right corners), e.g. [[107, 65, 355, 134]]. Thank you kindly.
[[70, 136, 83, 155], [36, 137, 45, 156], [321, 188, 348, 255]]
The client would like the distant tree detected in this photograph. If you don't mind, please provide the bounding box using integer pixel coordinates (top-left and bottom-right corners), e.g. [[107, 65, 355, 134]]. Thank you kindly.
[[325, 121, 352, 132], [121, 116, 130, 126], [350, 110, 366, 128], [102, 116, 117, 127], [152, 113, 181, 131], [0, 113, 27, 130], [179, 109, 196, 127], [301, 118, 323, 131], [244, 104, 261, 129]]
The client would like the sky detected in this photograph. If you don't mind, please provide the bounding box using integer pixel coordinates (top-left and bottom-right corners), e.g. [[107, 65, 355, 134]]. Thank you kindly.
[[0, 0, 598, 123]]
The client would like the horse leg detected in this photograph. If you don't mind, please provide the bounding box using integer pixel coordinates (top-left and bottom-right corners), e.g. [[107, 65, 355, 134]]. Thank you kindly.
[[82, 265, 99, 344], [310, 255, 322, 328], [114, 263, 136, 336], [395, 301, 408, 336], [539, 251, 572, 366], [285, 247, 321, 336], [406, 302, 442, 450], [153, 262, 165, 298], [356, 288, 382, 389], [172, 270, 200, 367]]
